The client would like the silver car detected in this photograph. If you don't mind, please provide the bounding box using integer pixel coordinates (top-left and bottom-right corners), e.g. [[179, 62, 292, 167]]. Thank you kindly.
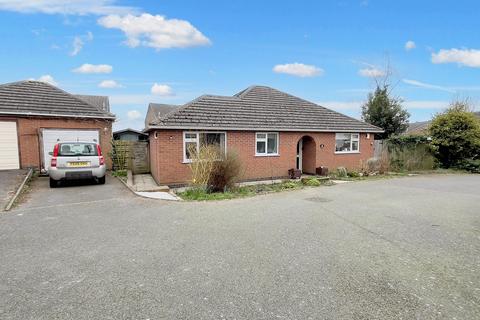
[[48, 142, 106, 188]]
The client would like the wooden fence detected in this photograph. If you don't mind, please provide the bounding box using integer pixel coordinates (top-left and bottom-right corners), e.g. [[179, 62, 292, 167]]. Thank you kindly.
[[110, 140, 150, 174]]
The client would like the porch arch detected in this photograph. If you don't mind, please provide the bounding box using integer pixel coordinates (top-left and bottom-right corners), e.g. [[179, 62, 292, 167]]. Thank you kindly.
[[296, 135, 316, 174]]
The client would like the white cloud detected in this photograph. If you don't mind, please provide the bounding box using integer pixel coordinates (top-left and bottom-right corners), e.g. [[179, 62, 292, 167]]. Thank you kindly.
[[405, 40, 416, 51], [29, 74, 58, 86], [97, 13, 211, 50], [0, 0, 137, 15], [358, 67, 385, 78], [98, 80, 122, 88], [70, 31, 93, 56], [127, 110, 142, 120], [70, 36, 83, 56], [272, 63, 323, 77], [431, 48, 480, 68], [402, 79, 455, 93], [73, 63, 112, 74], [151, 83, 173, 96]]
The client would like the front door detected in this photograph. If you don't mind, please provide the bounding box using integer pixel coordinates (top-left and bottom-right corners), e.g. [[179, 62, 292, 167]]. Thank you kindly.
[[296, 138, 303, 171]]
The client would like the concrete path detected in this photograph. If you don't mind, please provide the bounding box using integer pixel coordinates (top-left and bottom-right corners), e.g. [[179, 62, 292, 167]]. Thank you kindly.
[[1, 174, 479, 319]]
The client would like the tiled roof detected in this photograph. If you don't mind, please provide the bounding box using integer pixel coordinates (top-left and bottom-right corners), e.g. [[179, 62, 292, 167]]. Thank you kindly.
[[0, 80, 115, 119], [405, 121, 431, 135], [145, 103, 180, 128], [147, 86, 383, 133], [405, 112, 480, 135], [74, 94, 110, 112]]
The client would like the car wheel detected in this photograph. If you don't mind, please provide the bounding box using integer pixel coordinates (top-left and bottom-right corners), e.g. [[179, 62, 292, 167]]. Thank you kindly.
[[97, 176, 106, 185], [49, 178, 59, 188]]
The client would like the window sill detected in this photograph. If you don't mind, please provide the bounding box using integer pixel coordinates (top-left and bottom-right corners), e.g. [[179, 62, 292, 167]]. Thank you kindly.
[[335, 151, 360, 155], [255, 154, 280, 157]]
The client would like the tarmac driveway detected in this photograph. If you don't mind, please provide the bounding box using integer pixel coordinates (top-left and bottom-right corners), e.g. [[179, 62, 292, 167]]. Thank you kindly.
[[0, 174, 479, 319]]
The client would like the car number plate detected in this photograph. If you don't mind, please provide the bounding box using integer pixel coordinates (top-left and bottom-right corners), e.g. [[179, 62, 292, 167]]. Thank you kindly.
[[67, 161, 90, 167]]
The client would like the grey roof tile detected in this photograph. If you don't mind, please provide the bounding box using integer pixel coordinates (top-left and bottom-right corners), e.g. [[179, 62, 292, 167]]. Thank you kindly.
[[0, 80, 115, 119], [74, 94, 110, 112], [148, 86, 383, 132], [145, 103, 180, 128]]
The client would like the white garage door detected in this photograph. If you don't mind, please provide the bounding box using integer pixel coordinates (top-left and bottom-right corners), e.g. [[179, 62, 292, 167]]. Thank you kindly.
[[0, 121, 20, 170], [41, 129, 99, 171]]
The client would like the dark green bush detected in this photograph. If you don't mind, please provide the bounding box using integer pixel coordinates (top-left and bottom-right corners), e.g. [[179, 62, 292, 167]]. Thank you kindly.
[[456, 159, 480, 173]]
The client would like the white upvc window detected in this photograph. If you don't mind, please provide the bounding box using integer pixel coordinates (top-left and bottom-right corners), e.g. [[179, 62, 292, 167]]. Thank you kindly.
[[255, 132, 279, 156], [183, 131, 227, 163], [335, 133, 360, 153]]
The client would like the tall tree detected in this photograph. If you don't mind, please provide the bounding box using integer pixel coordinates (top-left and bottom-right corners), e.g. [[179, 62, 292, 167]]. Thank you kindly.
[[361, 85, 410, 139], [429, 100, 480, 167]]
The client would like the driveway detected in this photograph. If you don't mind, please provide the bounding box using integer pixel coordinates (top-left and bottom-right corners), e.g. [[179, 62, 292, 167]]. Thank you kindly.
[[0, 169, 28, 211], [0, 174, 479, 319]]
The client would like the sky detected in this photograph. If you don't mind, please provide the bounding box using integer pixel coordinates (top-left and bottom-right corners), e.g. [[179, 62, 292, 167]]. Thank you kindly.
[[0, 0, 479, 130]]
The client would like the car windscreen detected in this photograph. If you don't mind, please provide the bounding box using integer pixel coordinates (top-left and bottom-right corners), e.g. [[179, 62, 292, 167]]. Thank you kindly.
[[57, 143, 98, 157]]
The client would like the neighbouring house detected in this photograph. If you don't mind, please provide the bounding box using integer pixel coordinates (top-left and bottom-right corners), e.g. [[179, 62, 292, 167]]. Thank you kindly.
[[145, 85, 383, 186], [0, 80, 115, 171], [405, 112, 480, 135], [145, 103, 180, 128], [113, 128, 148, 141]]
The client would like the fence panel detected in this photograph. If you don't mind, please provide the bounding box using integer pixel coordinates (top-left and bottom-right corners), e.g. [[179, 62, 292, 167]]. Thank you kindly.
[[111, 141, 150, 174], [373, 140, 384, 158]]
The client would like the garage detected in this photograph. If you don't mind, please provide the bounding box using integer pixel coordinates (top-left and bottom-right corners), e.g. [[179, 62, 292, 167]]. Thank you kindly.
[[0, 121, 20, 170], [41, 129, 100, 171], [0, 80, 115, 170]]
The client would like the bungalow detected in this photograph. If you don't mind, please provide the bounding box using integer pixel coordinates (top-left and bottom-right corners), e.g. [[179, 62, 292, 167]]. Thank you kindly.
[[0, 80, 115, 171], [145, 85, 383, 185]]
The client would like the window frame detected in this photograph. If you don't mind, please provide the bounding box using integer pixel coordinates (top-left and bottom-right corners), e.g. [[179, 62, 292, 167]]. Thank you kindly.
[[182, 131, 227, 163], [334, 133, 360, 154], [255, 132, 279, 157]]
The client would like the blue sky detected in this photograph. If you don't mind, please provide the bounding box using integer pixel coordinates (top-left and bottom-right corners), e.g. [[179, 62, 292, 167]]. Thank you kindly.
[[1, 0, 479, 130]]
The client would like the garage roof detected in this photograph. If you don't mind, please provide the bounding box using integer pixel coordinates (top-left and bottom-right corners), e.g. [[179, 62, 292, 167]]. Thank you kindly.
[[0, 80, 115, 119]]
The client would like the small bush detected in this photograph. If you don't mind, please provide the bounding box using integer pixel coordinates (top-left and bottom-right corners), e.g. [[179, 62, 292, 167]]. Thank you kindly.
[[209, 151, 242, 192], [302, 178, 322, 186], [347, 170, 360, 178], [189, 144, 219, 187], [188, 144, 242, 193], [282, 181, 301, 189], [456, 159, 480, 173], [336, 167, 348, 178]]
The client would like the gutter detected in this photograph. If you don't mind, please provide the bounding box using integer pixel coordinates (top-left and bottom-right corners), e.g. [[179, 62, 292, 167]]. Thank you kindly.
[[145, 125, 384, 133], [0, 111, 115, 120]]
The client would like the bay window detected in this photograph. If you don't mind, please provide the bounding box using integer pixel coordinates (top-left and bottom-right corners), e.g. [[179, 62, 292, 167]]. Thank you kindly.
[[335, 133, 360, 153], [183, 132, 226, 162], [256, 132, 279, 156]]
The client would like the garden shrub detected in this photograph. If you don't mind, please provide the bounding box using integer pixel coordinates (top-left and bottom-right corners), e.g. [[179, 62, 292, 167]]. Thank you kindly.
[[336, 167, 348, 178], [456, 159, 480, 173], [429, 101, 480, 167], [189, 144, 242, 193], [209, 151, 242, 192], [347, 170, 360, 178], [302, 177, 322, 186]]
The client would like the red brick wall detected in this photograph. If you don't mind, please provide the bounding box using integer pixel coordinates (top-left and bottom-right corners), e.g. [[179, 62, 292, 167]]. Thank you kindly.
[[150, 130, 375, 185], [3, 116, 113, 169]]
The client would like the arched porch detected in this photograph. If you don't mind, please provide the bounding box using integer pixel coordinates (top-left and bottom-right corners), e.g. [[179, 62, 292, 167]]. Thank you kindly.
[[296, 135, 316, 174]]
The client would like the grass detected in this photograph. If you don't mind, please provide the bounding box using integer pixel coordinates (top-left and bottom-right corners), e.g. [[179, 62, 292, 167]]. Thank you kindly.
[[178, 178, 334, 201]]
